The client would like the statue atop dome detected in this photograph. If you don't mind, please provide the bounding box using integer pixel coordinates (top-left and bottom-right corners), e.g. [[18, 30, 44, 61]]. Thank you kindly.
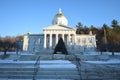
[[52, 9, 68, 26], [59, 8, 62, 14]]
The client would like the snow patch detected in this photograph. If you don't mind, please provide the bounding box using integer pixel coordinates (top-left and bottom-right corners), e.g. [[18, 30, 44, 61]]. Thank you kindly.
[[40, 60, 71, 63], [84, 52, 120, 55], [0, 60, 36, 63], [40, 60, 76, 68], [84, 59, 120, 64], [40, 64, 76, 68]]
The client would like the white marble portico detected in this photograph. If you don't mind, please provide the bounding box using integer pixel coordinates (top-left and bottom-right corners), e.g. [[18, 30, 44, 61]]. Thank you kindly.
[[43, 25, 76, 49]]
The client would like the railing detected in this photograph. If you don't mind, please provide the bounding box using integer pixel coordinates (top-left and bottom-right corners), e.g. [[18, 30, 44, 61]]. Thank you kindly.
[[73, 54, 82, 80], [33, 56, 40, 80]]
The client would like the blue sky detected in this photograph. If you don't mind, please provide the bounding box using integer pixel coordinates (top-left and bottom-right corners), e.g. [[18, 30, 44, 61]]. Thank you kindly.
[[0, 0, 120, 37]]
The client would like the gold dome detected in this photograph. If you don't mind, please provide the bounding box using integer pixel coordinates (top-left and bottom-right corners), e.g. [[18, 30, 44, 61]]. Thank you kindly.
[[52, 9, 68, 26]]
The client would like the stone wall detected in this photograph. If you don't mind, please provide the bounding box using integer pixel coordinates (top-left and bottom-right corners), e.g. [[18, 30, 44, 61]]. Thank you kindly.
[[27, 34, 44, 53]]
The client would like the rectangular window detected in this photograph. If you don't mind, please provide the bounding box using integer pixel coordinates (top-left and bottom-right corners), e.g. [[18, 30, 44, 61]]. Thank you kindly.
[[77, 39, 80, 44], [91, 37, 94, 43], [82, 38, 86, 43], [88, 38, 92, 43]]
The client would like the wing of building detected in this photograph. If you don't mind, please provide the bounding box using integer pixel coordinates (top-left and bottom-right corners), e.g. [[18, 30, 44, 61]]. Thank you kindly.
[[23, 9, 96, 53]]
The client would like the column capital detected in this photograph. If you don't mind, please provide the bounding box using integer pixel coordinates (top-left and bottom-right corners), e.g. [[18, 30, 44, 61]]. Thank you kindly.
[[74, 33, 76, 36], [68, 33, 70, 36], [49, 33, 52, 35], [56, 33, 58, 35]]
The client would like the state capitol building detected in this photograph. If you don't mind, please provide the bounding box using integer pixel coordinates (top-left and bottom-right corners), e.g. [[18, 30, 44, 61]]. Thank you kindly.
[[23, 9, 96, 53]]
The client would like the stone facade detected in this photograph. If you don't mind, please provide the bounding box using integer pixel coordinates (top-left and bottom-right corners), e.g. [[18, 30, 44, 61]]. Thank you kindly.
[[23, 34, 44, 53], [76, 34, 96, 51]]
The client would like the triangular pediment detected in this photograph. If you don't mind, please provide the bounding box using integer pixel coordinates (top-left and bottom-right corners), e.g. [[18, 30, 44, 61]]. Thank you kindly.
[[43, 25, 75, 30]]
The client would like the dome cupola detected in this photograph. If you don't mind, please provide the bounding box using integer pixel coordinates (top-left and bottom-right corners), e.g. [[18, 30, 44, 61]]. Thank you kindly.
[[52, 8, 68, 26]]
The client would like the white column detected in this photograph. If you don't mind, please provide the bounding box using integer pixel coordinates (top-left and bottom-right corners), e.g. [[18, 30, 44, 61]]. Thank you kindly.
[[62, 34, 64, 41], [49, 34, 52, 48], [68, 34, 71, 48], [74, 33, 76, 49], [44, 33, 47, 49], [56, 33, 58, 45]]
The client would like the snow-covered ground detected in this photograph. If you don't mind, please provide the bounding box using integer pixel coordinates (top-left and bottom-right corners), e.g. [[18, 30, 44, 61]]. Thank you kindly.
[[84, 51, 120, 55], [0, 60, 76, 69], [0, 60, 36, 63], [0, 51, 120, 55], [40, 60, 76, 68], [0, 52, 16, 55], [0, 51, 120, 63], [0, 51, 29, 55], [83, 59, 120, 64]]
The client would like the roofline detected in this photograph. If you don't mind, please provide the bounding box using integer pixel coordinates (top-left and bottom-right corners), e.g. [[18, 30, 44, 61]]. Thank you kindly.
[[29, 34, 44, 36], [76, 34, 96, 36], [43, 24, 76, 31]]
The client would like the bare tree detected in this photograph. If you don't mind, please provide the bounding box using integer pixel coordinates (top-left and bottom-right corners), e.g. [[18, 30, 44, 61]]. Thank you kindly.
[[0, 36, 16, 55]]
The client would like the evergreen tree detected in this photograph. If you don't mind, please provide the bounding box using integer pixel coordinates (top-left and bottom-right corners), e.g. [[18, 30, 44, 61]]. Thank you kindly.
[[83, 25, 89, 34], [53, 37, 68, 55], [111, 19, 119, 28], [111, 19, 120, 33], [76, 22, 84, 34]]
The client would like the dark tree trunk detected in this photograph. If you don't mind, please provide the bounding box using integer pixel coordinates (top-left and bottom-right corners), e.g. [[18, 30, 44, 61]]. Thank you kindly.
[[112, 51, 114, 55], [4, 51, 7, 55], [100, 51, 102, 55]]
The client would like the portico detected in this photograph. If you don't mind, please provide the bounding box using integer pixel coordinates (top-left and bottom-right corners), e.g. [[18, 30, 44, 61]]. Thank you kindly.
[[43, 25, 76, 49]]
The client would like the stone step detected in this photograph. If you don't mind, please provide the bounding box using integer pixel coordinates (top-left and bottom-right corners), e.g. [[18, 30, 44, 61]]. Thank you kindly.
[[40, 65, 76, 69], [37, 79, 74, 80], [0, 71, 34, 75], [0, 62, 35, 65], [0, 79, 32, 80], [0, 75, 33, 79], [0, 63, 34, 67], [40, 60, 71, 63], [0, 67, 77, 71], [0, 78, 74, 80], [0, 60, 80, 80], [0, 73, 78, 79], [0, 74, 80, 79], [0, 68, 34, 71], [36, 75, 80, 79], [0, 68, 79, 78], [0, 61, 35, 64], [39, 68, 77, 71], [37, 71, 78, 75], [0, 69, 78, 75], [0, 66, 34, 68]]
